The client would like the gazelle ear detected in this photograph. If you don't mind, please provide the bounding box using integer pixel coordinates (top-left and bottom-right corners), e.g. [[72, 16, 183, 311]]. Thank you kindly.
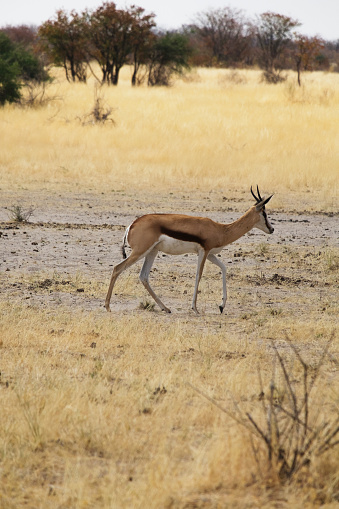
[[255, 194, 274, 211]]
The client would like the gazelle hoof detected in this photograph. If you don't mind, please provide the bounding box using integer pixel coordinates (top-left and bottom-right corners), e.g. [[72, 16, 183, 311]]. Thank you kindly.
[[219, 305, 224, 314]]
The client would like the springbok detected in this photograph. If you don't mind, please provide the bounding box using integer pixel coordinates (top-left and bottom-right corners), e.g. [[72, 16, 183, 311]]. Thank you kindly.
[[105, 186, 274, 314]]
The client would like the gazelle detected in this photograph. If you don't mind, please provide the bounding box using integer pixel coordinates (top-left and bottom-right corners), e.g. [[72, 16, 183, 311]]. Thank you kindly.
[[105, 186, 274, 314]]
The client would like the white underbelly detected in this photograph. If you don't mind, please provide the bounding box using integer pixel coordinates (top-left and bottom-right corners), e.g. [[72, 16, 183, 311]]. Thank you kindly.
[[157, 235, 200, 255], [210, 246, 223, 255]]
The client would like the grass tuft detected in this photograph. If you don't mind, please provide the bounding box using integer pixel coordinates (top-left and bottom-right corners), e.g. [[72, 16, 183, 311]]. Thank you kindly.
[[7, 205, 34, 223]]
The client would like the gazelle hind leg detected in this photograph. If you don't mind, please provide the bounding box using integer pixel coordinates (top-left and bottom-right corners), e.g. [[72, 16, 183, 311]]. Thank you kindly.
[[105, 251, 141, 312], [207, 253, 227, 313], [139, 249, 171, 313]]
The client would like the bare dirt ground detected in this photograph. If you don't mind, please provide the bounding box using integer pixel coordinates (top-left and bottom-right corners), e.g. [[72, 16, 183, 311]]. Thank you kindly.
[[1, 189, 338, 331]]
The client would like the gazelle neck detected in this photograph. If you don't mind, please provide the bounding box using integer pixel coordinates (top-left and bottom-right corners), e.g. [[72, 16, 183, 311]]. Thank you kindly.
[[222, 207, 257, 245]]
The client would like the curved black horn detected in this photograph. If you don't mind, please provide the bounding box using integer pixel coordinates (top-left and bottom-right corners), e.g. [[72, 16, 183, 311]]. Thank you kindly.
[[251, 186, 259, 202], [256, 185, 262, 202]]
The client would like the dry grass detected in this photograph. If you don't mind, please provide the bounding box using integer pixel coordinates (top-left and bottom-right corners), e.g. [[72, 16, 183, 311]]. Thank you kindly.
[[0, 67, 338, 211], [0, 67, 338, 507], [0, 300, 338, 508]]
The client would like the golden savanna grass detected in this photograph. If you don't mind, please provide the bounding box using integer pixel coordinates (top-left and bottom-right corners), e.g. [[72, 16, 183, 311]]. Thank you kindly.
[[0, 67, 339, 508], [0, 67, 338, 208], [0, 301, 338, 508]]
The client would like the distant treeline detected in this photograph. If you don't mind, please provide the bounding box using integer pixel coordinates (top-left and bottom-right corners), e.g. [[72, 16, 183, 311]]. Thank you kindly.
[[1, 2, 339, 103]]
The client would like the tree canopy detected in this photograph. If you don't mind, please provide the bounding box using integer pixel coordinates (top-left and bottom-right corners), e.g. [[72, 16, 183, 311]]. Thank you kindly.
[[0, 31, 48, 105], [147, 32, 192, 86], [39, 10, 88, 82], [256, 12, 301, 81], [1, 2, 337, 95]]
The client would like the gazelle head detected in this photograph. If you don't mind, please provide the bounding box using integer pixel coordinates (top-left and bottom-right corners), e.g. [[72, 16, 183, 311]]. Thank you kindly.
[[251, 185, 274, 234]]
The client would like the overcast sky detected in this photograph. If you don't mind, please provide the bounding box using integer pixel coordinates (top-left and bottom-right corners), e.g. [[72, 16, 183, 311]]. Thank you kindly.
[[1, 0, 338, 40]]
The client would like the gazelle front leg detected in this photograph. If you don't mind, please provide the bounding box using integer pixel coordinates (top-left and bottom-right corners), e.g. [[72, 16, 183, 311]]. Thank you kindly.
[[139, 249, 171, 313], [192, 249, 208, 315], [207, 253, 227, 313]]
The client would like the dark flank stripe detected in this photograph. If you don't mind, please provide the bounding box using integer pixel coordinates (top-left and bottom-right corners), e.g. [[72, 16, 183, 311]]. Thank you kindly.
[[160, 226, 205, 246]]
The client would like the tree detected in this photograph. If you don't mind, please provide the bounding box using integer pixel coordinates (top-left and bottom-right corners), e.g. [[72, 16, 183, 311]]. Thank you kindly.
[[147, 32, 191, 86], [87, 2, 145, 85], [1, 25, 37, 51], [0, 31, 48, 105], [293, 34, 324, 86], [256, 12, 300, 82], [129, 7, 156, 86], [0, 35, 21, 105], [38, 10, 88, 82], [85, 2, 115, 84], [321, 39, 339, 71], [194, 7, 251, 67]]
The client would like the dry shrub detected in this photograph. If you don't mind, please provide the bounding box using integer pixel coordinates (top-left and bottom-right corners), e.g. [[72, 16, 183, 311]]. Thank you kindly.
[[7, 204, 34, 222], [181, 69, 202, 83], [192, 333, 339, 495], [246, 336, 339, 484], [218, 70, 248, 86], [78, 86, 116, 125], [148, 65, 173, 87], [19, 81, 62, 108], [261, 70, 287, 84]]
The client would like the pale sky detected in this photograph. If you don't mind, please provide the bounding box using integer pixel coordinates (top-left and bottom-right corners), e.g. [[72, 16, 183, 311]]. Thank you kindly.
[[1, 0, 338, 40]]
